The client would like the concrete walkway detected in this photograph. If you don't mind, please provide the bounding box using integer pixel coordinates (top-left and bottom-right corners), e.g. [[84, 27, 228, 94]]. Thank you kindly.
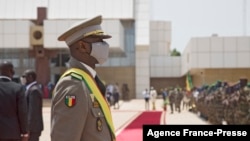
[[40, 99, 209, 141]]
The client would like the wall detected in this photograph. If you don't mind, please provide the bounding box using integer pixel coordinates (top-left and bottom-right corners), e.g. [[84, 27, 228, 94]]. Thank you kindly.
[[191, 68, 250, 87], [150, 76, 186, 94], [0, 20, 32, 48], [96, 66, 135, 99], [188, 36, 250, 70], [47, 0, 134, 19]]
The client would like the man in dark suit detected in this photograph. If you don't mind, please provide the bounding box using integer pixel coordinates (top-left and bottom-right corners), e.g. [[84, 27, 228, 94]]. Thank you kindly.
[[22, 70, 44, 141], [0, 61, 28, 141]]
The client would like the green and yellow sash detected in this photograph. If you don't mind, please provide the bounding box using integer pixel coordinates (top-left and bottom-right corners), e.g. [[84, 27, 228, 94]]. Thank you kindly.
[[60, 68, 115, 140]]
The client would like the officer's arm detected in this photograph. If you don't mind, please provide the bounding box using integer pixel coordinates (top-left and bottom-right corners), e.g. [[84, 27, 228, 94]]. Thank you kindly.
[[51, 77, 89, 141]]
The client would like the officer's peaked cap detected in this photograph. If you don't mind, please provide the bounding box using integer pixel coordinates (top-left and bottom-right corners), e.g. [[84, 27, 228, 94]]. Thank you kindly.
[[58, 15, 111, 45]]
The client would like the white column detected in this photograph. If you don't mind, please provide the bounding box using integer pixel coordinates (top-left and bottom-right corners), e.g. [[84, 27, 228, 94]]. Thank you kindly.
[[135, 0, 150, 98]]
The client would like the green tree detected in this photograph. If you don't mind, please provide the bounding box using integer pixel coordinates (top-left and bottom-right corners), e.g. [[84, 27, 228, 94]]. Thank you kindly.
[[170, 48, 181, 56]]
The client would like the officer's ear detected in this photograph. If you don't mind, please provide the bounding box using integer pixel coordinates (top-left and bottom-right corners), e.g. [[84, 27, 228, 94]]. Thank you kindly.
[[78, 41, 91, 53], [78, 41, 86, 51]]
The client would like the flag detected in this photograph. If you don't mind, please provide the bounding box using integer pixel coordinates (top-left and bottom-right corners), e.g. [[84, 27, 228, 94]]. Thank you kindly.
[[186, 72, 193, 91]]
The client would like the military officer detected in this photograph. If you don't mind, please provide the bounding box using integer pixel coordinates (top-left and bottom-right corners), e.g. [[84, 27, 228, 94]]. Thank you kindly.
[[51, 15, 116, 141]]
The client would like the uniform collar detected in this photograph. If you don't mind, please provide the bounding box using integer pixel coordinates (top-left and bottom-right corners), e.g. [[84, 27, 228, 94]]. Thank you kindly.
[[68, 57, 96, 78], [80, 62, 96, 78]]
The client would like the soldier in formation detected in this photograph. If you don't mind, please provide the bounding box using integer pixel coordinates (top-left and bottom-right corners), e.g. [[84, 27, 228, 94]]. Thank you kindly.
[[193, 79, 250, 125]]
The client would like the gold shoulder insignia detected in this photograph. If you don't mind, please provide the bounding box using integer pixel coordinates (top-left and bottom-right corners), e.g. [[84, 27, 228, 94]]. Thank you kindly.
[[70, 72, 83, 81]]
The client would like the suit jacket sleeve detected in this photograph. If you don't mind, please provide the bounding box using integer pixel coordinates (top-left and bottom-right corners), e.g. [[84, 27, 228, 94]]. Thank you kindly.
[[28, 86, 43, 132], [17, 86, 28, 134]]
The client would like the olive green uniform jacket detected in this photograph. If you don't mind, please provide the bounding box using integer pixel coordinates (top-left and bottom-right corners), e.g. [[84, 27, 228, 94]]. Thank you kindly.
[[51, 57, 113, 141]]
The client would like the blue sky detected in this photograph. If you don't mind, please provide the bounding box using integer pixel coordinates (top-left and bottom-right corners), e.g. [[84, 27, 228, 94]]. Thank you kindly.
[[150, 0, 250, 53]]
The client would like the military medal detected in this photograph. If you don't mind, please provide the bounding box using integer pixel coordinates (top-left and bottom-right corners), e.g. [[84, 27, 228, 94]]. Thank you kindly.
[[90, 94, 94, 102], [93, 101, 100, 107], [93, 98, 100, 108], [96, 117, 103, 132]]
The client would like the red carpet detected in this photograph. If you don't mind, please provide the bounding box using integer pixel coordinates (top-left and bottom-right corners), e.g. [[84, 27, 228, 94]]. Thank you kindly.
[[116, 111, 162, 141]]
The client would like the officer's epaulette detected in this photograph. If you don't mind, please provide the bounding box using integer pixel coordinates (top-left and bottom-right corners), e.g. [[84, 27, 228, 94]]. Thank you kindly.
[[69, 72, 83, 81]]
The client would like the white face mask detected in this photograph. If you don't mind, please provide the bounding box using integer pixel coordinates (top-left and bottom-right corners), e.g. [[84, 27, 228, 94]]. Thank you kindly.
[[90, 41, 109, 64]]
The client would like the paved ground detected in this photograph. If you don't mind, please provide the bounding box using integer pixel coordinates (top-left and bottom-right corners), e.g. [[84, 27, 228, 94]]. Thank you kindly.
[[40, 99, 209, 141]]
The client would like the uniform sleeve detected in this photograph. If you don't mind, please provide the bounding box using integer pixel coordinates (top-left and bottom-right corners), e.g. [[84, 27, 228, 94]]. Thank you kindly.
[[17, 86, 28, 134], [51, 77, 89, 141]]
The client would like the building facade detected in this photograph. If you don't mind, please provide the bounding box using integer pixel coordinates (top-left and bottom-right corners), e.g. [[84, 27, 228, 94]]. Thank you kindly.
[[0, 0, 250, 99]]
